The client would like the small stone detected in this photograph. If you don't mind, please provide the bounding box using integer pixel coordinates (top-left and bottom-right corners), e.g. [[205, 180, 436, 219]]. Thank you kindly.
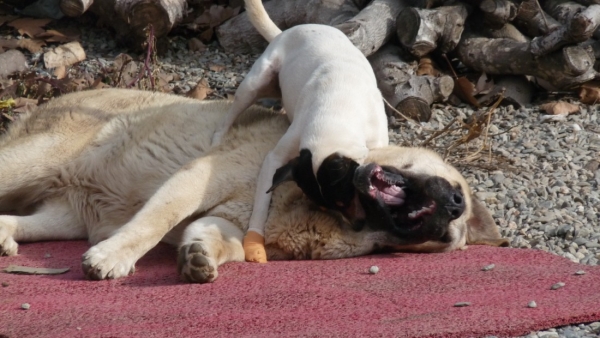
[[21, 303, 30, 310], [574, 270, 586, 275], [481, 264, 495, 271], [551, 282, 565, 290], [1, 282, 8, 287], [44, 253, 52, 258], [528, 300, 537, 308], [368, 266, 379, 274], [454, 302, 471, 307]]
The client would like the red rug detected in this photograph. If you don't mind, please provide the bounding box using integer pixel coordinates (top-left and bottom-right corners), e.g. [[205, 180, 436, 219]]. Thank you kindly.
[[1, 241, 599, 337]]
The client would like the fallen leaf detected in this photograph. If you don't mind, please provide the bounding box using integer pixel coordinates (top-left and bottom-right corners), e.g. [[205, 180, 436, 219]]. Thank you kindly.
[[0, 15, 18, 26], [3, 265, 70, 275], [417, 57, 438, 76], [539, 101, 580, 115], [8, 18, 52, 38], [186, 78, 212, 100], [453, 77, 480, 108], [579, 82, 600, 105], [209, 63, 225, 72], [43, 41, 86, 68], [13, 97, 38, 113], [188, 37, 206, 52], [90, 77, 112, 89], [0, 38, 45, 53], [36, 28, 80, 43], [0, 98, 15, 109], [474, 73, 495, 95]]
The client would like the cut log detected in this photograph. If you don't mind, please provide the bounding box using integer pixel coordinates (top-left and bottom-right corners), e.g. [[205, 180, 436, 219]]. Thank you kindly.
[[89, 0, 186, 47], [484, 23, 530, 42], [216, 0, 362, 54], [479, 0, 519, 29], [530, 5, 600, 56], [514, 0, 562, 37], [396, 4, 469, 58], [60, 0, 94, 17], [572, 0, 600, 4], [543, 0, 586, 25], [456, 32, 598, 88], [368, 45, 454, 122], [334, 0, 408, 56]]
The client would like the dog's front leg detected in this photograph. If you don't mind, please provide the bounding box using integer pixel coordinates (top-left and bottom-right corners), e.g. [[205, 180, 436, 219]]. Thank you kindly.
[[81, 155, 235, 280], [244, 132, 298, 263]]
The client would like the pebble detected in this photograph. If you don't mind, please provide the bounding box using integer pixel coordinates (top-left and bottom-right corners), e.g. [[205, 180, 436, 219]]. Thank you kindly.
[[481, 264, 495, 271], [551, 282, 565, 290], [368, 266, 379, 274], [454, 302, 471, 307], [574, 270, 586, 275], [1, 282, 8, 287], [21, 303, 30, 310], [527, 301, 537, 308]]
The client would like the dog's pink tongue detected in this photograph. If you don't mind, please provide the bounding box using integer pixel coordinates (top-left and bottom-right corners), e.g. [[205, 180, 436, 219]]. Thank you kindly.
[[379, 185, 405, 205]]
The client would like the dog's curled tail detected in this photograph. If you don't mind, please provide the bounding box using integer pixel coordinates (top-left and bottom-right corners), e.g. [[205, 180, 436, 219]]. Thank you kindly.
[[245, 0, 282, 42]]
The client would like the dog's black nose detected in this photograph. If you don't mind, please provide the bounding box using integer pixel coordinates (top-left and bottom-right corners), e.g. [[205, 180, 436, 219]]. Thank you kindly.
[[445, 191, 465, 220]]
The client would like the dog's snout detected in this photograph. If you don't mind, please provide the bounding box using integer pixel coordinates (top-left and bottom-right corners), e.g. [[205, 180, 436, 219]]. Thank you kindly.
[[445, 191, 465, 220]]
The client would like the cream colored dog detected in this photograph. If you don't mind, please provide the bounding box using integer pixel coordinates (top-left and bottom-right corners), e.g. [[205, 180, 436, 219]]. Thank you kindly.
[[0, 89, 507, 283], [211, 0, 389, 263]]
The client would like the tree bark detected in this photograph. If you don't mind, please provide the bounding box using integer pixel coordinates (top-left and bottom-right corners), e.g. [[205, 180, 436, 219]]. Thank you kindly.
[[514, 0, 562, 37], [216, 0, 362, 54], [334, 0, 409, 56], [60, 0, 94, 17], [368, 45, 454, 122], [396, 3, 469, 57], [479, 0, 519, 29], [457, 32, 597, 88], [529, 4, 600, 56]]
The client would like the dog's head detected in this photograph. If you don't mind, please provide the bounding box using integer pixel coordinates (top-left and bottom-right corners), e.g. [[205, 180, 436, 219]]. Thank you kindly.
[[270, 146, 508, 252]]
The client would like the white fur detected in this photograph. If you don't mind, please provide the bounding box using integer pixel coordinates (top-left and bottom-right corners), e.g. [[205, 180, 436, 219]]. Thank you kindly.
[[212, 0, 389, 236]]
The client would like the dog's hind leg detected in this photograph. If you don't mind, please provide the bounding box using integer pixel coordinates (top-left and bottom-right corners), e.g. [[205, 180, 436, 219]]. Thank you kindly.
[[0, 198, 85, 256], [81, 151, 250, 280], [164, 216, 244, 283], [211, 54, 281, 146]]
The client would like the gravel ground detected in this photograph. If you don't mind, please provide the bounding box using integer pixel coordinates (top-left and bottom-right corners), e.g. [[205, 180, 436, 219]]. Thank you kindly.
[[7, 21, 600, 338]]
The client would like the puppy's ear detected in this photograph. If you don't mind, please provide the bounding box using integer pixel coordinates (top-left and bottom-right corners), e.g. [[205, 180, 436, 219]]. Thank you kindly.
[[466, 197, 509, 247], [268, 157, 298, 193]]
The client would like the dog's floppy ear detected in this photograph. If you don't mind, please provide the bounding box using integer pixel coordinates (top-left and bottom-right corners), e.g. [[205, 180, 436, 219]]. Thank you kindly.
[[268, 157, 299, 193], [466, 196, 509, 247]]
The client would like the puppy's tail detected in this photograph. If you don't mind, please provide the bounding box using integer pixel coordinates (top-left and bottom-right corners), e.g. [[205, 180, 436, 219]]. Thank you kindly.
[[245, 0, 282, 42]]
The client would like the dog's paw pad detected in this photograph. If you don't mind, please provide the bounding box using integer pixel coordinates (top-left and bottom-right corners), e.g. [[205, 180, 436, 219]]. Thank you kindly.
[[178, 242, 218, 283], [0, 226, 18, 256]]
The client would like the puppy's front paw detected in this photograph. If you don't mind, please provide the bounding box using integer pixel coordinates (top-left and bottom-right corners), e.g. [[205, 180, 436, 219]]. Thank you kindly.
[[243, 231, 267, 263], [0, 219, 18, 256], [177, 241, 218, 283], [81, 244, 136, 280]]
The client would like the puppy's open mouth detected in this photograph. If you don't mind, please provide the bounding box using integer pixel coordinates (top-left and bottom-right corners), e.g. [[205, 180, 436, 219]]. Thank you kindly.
[[367, 165, 406, 205]]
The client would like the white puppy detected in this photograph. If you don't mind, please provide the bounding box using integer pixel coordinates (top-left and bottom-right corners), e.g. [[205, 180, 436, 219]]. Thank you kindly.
[[211, 0, 389, 263]]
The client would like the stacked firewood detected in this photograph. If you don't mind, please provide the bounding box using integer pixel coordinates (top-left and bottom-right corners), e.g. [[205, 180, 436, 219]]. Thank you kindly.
[[60, 0, 600, 121]]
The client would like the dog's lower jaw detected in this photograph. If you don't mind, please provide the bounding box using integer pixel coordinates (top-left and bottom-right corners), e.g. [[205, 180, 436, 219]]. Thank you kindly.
[[243, 230, 268, 263]]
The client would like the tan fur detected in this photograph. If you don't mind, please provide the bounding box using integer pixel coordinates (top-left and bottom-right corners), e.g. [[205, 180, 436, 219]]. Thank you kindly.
[[0, 89, 506, 283]]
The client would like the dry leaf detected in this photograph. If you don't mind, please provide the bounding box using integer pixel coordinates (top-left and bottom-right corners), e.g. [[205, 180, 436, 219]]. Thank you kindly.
[[13, 97, 38, 113], [453, 77, 480, 108], [417, 57, 438, 76], [539, 101, 580, 115], [188, 38, 206, 52], [8, 18, 52, 38], [579, 82, 600, 105], [43, 41, 86, 68], [36, 28, 80, 43], [474, 73, 495, 96], [3, 265, 70, 275], [54, 66, 66, 79], [0, 15, 18, 26], [186, 78, 212, 100], [0, 38, 45, 53], [209, 63, 225, 72], [90, 77, 112, 89]]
